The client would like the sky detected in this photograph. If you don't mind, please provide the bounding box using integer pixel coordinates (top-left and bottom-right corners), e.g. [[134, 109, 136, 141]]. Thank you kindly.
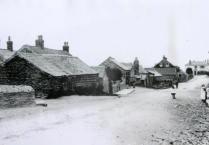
[[0, 0, 209, 69]]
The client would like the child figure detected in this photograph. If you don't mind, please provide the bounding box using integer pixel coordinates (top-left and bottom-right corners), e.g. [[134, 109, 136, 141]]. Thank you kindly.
[[171, 85, 176, 99], [200, 84, 206, 102]]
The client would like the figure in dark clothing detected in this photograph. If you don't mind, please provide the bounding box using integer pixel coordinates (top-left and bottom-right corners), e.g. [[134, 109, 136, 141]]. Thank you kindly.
[[171, 85, 176, 99], [133, 81, 136, 88]]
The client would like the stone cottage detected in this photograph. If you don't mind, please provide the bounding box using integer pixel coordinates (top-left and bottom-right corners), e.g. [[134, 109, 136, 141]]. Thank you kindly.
[[154, 56, 180, 82], [2, 36, 99, 98]]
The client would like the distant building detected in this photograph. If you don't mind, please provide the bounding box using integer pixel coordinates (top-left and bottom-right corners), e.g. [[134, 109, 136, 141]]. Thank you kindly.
[[143, 68, 163, 88], [185, 60, 209, 76], [154, 56, 180, 82], [130, 57, 148, 86], [2, 36, 99, 98]]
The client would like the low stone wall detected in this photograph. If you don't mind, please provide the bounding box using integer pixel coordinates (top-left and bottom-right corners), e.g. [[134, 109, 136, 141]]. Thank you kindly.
[[112, 80, 127, 94], [0, 85, 35, 109]]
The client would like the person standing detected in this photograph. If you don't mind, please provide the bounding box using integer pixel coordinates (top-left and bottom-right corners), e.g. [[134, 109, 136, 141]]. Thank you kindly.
[[171, 85, 176, 99], [175, 81, 179, 89], [200, 84, 207, 102]]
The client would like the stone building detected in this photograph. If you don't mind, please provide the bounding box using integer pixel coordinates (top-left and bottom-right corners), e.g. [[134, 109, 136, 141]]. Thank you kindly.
[[154, 56, 180, 82], [185, 60, 209, 76], [99, 57, 132, 84], [2, 36, 99, 98]]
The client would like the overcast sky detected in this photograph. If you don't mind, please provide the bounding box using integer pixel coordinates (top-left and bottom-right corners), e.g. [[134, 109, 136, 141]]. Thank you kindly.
[[0, 0, 209, 68]]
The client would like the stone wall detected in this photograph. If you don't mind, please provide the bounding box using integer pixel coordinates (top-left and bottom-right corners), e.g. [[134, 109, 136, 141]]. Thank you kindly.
[[0, 88, 35, 109], [112, 80, 127, 94]]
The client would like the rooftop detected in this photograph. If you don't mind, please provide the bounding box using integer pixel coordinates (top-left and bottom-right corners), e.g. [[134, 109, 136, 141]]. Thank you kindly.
[[100, 57, 132, 71], [0, 49, 15, 63], [185, 60, 209, 66], [6, 52, 97, 77], [18, 45, 72, 56], [144, 68, 162, 77], [91, 66, 106, 78]]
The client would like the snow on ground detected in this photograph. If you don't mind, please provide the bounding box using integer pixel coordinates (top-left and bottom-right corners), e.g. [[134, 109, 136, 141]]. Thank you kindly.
[[115, 88, 135, 96], [1, 75, 209, 145]]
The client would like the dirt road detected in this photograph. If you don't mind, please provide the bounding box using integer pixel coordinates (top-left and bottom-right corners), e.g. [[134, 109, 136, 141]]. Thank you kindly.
[[0, 76, 209, 145]]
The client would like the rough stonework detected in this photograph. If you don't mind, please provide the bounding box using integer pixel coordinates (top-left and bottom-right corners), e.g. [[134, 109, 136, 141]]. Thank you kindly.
[[0, 85, 35, 109]]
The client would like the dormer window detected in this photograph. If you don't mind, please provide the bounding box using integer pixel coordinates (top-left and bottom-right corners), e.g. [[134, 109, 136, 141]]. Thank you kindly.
[[159, 64, 163, 67], [165, 63, 169, 67]]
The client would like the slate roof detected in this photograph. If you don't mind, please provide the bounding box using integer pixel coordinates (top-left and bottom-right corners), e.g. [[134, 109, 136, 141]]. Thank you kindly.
[[6, 52, 97, 77], [121, 62, 133, 70], [100, 57, 132, 71], [144, 68, 162, 77], [154, 56, 175, 68], [91, 66, 106, 78], [18, 45, 72, 56], [0, 49, 15, 63]]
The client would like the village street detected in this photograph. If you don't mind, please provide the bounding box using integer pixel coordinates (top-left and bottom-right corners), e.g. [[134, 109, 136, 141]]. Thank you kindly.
[[1, 76, 209, 145]]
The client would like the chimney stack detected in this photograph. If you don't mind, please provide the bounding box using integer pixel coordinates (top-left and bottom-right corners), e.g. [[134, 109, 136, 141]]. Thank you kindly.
[[163, 55, 167, 60], [189, 60, 192, 65], [35, 35, 44, 49], [7, 36, 13, 51], [63, 41, 69, 53]]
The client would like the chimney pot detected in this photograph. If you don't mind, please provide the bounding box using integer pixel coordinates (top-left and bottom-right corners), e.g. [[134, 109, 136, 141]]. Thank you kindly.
[[63, 41, 69, 53], [35, 35, 44, 49], [7, 36, 13, 51], [163, 55, 167, 60]]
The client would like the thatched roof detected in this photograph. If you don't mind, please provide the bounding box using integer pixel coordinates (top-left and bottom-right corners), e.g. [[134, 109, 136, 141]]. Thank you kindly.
[[6, 52, 97, 77], [0, 49, 15, 63], [91, 66, 106, 78], [19, 45, 72, 56], [144, 68, 162, 77], [100, 57, 132, 71]]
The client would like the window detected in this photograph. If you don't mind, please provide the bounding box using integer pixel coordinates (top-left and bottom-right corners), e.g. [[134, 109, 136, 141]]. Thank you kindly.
[[165, 63, 169, 67], [200, 65, 205, 68]]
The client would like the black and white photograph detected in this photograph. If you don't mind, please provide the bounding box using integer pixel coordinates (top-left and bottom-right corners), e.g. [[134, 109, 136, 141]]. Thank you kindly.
[[1, 0, 209, 145]]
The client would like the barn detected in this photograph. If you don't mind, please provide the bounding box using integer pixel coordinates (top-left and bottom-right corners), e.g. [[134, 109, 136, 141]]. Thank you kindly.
[[3, 52, 99, 98]]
